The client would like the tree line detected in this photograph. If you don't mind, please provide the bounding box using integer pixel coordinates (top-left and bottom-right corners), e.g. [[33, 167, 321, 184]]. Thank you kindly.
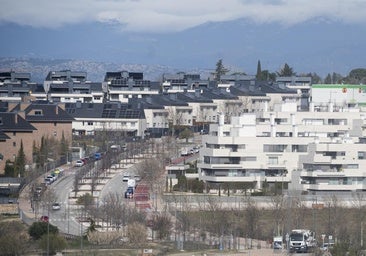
[[214, 59, 366, 84]]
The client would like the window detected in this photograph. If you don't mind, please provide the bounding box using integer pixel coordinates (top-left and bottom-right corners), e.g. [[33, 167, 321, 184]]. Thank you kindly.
[[87, 122, 93, 125], [34, 110, 43, 116], [264, 144, 287, 152], [268, 157, 278, 164], [13, 142, 16, 147], [243, 156, 256, 161]]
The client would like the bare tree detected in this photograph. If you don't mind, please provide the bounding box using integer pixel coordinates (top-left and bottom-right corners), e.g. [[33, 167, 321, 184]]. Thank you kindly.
[[150, 211, 172, 240], [243, 196, 260, 240], [99, 192, 126, 231], [270, 194, 285, 236], [351, 192, 366, 248], [127, 222, 148, 246]]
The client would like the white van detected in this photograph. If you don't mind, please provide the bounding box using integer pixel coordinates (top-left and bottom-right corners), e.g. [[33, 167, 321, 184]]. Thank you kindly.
[[127, 179, 136, 188]]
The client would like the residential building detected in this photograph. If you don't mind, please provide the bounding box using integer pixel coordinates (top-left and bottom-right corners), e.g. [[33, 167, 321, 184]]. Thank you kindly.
[[65, 102, 146, 138], [276, 76, 312, 110], [43, 70, 103, 103], [104, 71, 159, 103], [311, 84, 366, 109], [198, 101, 366, 193], [0, 101, 74, 173], [162, 72, 209, 93], [0, 71, 36, 102]]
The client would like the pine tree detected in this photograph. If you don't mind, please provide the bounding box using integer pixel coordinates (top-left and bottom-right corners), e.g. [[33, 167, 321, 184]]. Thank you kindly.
[[277, 63, 295, 77], [14, 140, 26, 177], [214, 59, 229, 82], [256, 60, 262, 81]]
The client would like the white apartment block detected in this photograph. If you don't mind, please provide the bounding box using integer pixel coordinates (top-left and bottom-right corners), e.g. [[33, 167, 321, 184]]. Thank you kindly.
[[198, 101, 366, 193], [164, 105, 193, 126], [72, 117, 146, 137], [311, 84, 366, 107], [144, 108, 169, 130]]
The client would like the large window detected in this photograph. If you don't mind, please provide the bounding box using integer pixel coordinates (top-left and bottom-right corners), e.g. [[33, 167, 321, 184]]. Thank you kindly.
[[264, 144, 287, 152]]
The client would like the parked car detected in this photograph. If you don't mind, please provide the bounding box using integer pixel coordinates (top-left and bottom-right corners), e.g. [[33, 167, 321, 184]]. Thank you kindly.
[[44, 177, 53, 185], [35, 186, 43, 194], [40, 215, 49, 222], [75, 160, 84, 167], [52, 203, 61, 210], [124, 187, 134, 199]]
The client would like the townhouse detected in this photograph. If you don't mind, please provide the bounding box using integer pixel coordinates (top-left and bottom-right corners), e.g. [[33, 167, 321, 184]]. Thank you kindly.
[[0, 101, 73, 173], [65, 102, 146, 138]]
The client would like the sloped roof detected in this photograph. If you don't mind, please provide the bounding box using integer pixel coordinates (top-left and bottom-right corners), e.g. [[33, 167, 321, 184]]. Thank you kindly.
[[24, 103, 74, 123], [0, 112, 36, 132], [65, 102, 145, 119]]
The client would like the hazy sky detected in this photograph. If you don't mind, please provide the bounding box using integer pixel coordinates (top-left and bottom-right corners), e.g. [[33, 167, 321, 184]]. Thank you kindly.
[[0, 0, 365, 76], [1, 0, 365, 32]]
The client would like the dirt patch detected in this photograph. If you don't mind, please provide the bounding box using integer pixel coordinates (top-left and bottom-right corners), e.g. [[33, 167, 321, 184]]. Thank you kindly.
[[0, 204, 18, 214]]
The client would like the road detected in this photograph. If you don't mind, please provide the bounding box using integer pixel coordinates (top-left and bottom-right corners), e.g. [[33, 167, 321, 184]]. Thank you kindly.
[[47, 163, 139, 236]]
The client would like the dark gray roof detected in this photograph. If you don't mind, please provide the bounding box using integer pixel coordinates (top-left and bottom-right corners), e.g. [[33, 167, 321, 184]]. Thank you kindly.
[[65, 102, 145, 119], [24, 103, 74, 123], [0, 112, 36, 132], [0, 130, 10, 140], [176, 91, 213, 103]]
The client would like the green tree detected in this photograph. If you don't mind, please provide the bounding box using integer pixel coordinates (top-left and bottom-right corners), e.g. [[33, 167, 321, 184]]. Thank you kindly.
[[59, 131, 69, 159], [277, 63, 295, 77], [214, 59, 229, 82], [349, 68, 366, 81], [179, 128, 193, 143], [256, 60, 263, 81], [261, 70, 277, 82], [324, 73, 332, 84], [38, 233, 67, 255], [28, 222, 59, 240], [4, 160, 15, 177], [14, 139, 26, 177]]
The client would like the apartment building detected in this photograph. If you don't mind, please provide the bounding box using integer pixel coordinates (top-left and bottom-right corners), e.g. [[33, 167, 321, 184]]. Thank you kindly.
[[311, 84, 366, 107], [162, 72, 209, 93], [198, 101, 366, 193], [0, 71, 37, 102], [65, 102, 146, 138], [104, 71, 159, 103], [43, 70, 103, 103]]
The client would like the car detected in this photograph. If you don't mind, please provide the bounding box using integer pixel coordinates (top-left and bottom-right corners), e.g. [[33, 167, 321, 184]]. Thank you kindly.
[[46, 175, 56, 182], [35, 186, 43, 194], [40, 215, 49, 222], [44, 177, 53, 185], [74, 160, 84, 167], [124, 187, 134, 199], [122, 174, 130, 182], [52, 203, 61, 210]]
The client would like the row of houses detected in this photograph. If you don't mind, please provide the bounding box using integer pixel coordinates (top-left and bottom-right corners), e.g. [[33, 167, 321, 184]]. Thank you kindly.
[[1, 69, 366, 193]]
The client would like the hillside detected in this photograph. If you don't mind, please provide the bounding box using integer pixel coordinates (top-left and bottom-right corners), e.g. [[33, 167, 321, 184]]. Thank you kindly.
[[0, 57, 211, 83]]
